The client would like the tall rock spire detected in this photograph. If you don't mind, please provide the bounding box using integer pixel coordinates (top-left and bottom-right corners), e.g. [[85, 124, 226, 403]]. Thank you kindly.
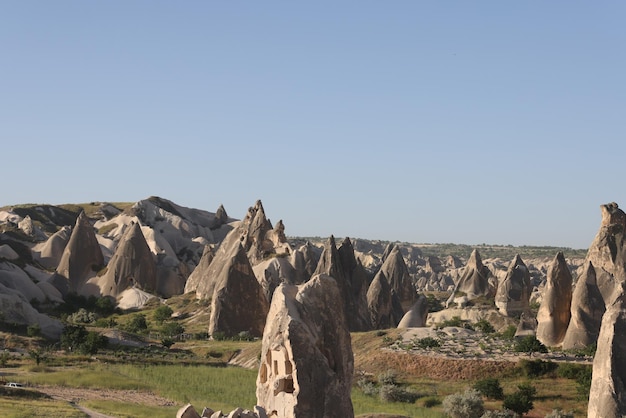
[[536, 252, 573, 347]]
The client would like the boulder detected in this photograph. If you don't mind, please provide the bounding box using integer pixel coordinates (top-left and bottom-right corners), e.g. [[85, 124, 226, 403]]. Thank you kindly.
[[495, 255, 531, 317], [51, 212, 104, 296], [256, 275, 354, 418], [587, 282, 626, 417], [397, 294, 428, 328], [177, 404, 201, 418], [562, 261, 606, 350], [536, 252, 573, 347]]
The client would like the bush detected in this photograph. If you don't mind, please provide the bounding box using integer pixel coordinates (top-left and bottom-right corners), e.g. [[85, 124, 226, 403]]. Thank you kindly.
[[474, 319, 495, 334], [211, 331, 227, 341], [27, 324, 41, 338], [500, 325, 517, 340], [422, 396, 441, 408], [473, 378, 504, 400], [514, 336, 548, 354], [378, 370, 398, 385], [518, 359, 557, 378], [81, 331, 108, 354], [60, 324, 88, 352], [502, 383, 536, 415], [438, 316, 464, 328], [235, 330, 254, 341], [124, 314, 148, 334], [414, 337, 441, 349], [154, 305, 174, 324], [68, 308, 96, 324], [160, 322, 184, 337], [161, 338, 174, 349], [442, 388, 485, 418], [95, 297, 116, 316], [379, 384, 420, 403]]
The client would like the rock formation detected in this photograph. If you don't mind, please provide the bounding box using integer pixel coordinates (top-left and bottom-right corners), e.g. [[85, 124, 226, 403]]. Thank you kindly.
[[184, 245, 215, 294], [239, 201, 289, 265], [562, 261, 606, 350], [51, 212, 104, 296], [375, 244, 416, 312], [253, 256, 297, 302], [587, 282, 626, 418], [313, 236, 371, 331], [91, 222, 157, 297], [256, 275, 354, 418], [289, 241, 321, 284], [495, 254, 531, 317], [450, 249, 494, 301], [33, 226, 71, 269], [536, 252, 573, 347], [585, 202, 626, 303], [397, 294, 429, 328]]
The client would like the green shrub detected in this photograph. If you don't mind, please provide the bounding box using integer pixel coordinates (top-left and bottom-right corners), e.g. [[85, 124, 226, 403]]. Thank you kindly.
[[160, 322, 184, 337], [473, 319, 495, 334], [442, 388, 485, 418], [518, 359, 557, 378], [379, 384, 420, 403], [500, 325, 517, 340], [154, 305, 174, 324], [481, 410, 518, 417], [514, 336, 548, 354], [422, 396, 441, 408], [473, 378, 504, 400], [556, 363, 590, 380], [212, 331, 227, 341], [124, 314, 148, 334], [503, 383, 536, 415], [27, 324, 41, 338], [378, 370, 397, 385], [414, 337, 441, 349], [356, 378, 379, 397]]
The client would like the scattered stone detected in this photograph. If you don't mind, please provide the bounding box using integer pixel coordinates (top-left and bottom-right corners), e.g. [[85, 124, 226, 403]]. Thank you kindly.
[[177, 403, 201, 418]]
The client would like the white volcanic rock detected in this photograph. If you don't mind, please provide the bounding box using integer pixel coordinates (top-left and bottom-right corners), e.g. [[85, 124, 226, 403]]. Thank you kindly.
[[536, 252, 573, 347], [397, 294, 429, 328], [587, 282, 626, 418], [253, 256, 297, 303], [256, 275, 354, 418], [32, 226, 71, 269], [0, 282, 62, 339], [117, 287, 156, 310]]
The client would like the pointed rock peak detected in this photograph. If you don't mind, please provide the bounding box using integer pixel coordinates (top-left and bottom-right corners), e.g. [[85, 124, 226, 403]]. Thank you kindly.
[[511, 254, 526, 268], [381, 243, 395, 262], [254, 199, 265, 213], [600, 201, 626, 227], [554, 251, 566, 264], [468, 249, 483, 267], [341, 237, 353, 248], [274, 219, 284, 233], [76, 210, 89, 224], [327, 235, 337, 249], [216, 204, 227, 218]]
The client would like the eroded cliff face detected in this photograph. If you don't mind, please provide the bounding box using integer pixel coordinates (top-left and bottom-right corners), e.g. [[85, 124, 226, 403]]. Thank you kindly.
[[495, 255, 531, 317], [256, 275, 354, 418], [536, 252, 572, 347]]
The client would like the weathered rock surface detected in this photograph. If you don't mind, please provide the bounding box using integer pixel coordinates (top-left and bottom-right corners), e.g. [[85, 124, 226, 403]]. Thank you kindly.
[[313, 236, 371, 331], [397, 294, 428, 328], [256, 275, 354, 418], [289, 241, 321, 284], [448, 249, 494, 306], [495, 255, 531, 317], [177, 403, 201, 418], [89, 222, 157, 297], [366, 271, 395, 329], [32, 226, 71, 269], [585, 202, 626, 304], [184, 245, 215, 294], [373, 244, 416, 313], [51, 212, 104, 296], [562, 261, 606, 350], [240, 200, 289, 265], [253, 256, 297, 303], [587, 282, 626, 418], [536, 252, 573, 347]]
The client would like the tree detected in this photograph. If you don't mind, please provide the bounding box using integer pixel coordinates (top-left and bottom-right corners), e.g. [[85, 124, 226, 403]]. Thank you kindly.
[[503, 383, 536, 415], [443, 388, 485, 418], [514, 336, 548, 355], [81, 331, 108, 354], [28, 348, 48, 365], [154, 305, 174, 324], [60, 324, 88, 352], [124, 313, 148, 334], [95, 297, 116, 316], [161, 338, 174, 349], [160, 322, 184, 337], [474, 378, 504, 400]]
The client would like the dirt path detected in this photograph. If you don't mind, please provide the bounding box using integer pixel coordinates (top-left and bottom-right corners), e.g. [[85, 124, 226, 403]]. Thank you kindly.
[[34, 385, 176, 417]]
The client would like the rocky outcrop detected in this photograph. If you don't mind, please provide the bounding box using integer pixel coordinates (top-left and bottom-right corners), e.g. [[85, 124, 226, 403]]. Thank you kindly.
[[253, 256, 297, 302], [451, 249, 494, 301], [289, 241, 321, 284], [33, 226, 71, 269], [375, 244, 416, 313], [536, 252, 573, 347], [313, 236, 371, 331], [239, 201, 289, 265], [562, 262, 606, 350], [184, 245, 215, 294], [366, 271, 395, 329], [51, 212, 104, 296], [91, 222, 157, 297], [190, 229, 269, 337], [587, 282, 626, 418], [397, 294, 428, 328], [210, 204, 229, 230], [256, 275, 354, 418], [18, 215, 46, 241], [494, 255, 531, 317], [584, 202, 626, 303]]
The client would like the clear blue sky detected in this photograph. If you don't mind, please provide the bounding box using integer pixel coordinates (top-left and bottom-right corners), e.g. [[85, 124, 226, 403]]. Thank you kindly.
[[1, 2, 624, 249]]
